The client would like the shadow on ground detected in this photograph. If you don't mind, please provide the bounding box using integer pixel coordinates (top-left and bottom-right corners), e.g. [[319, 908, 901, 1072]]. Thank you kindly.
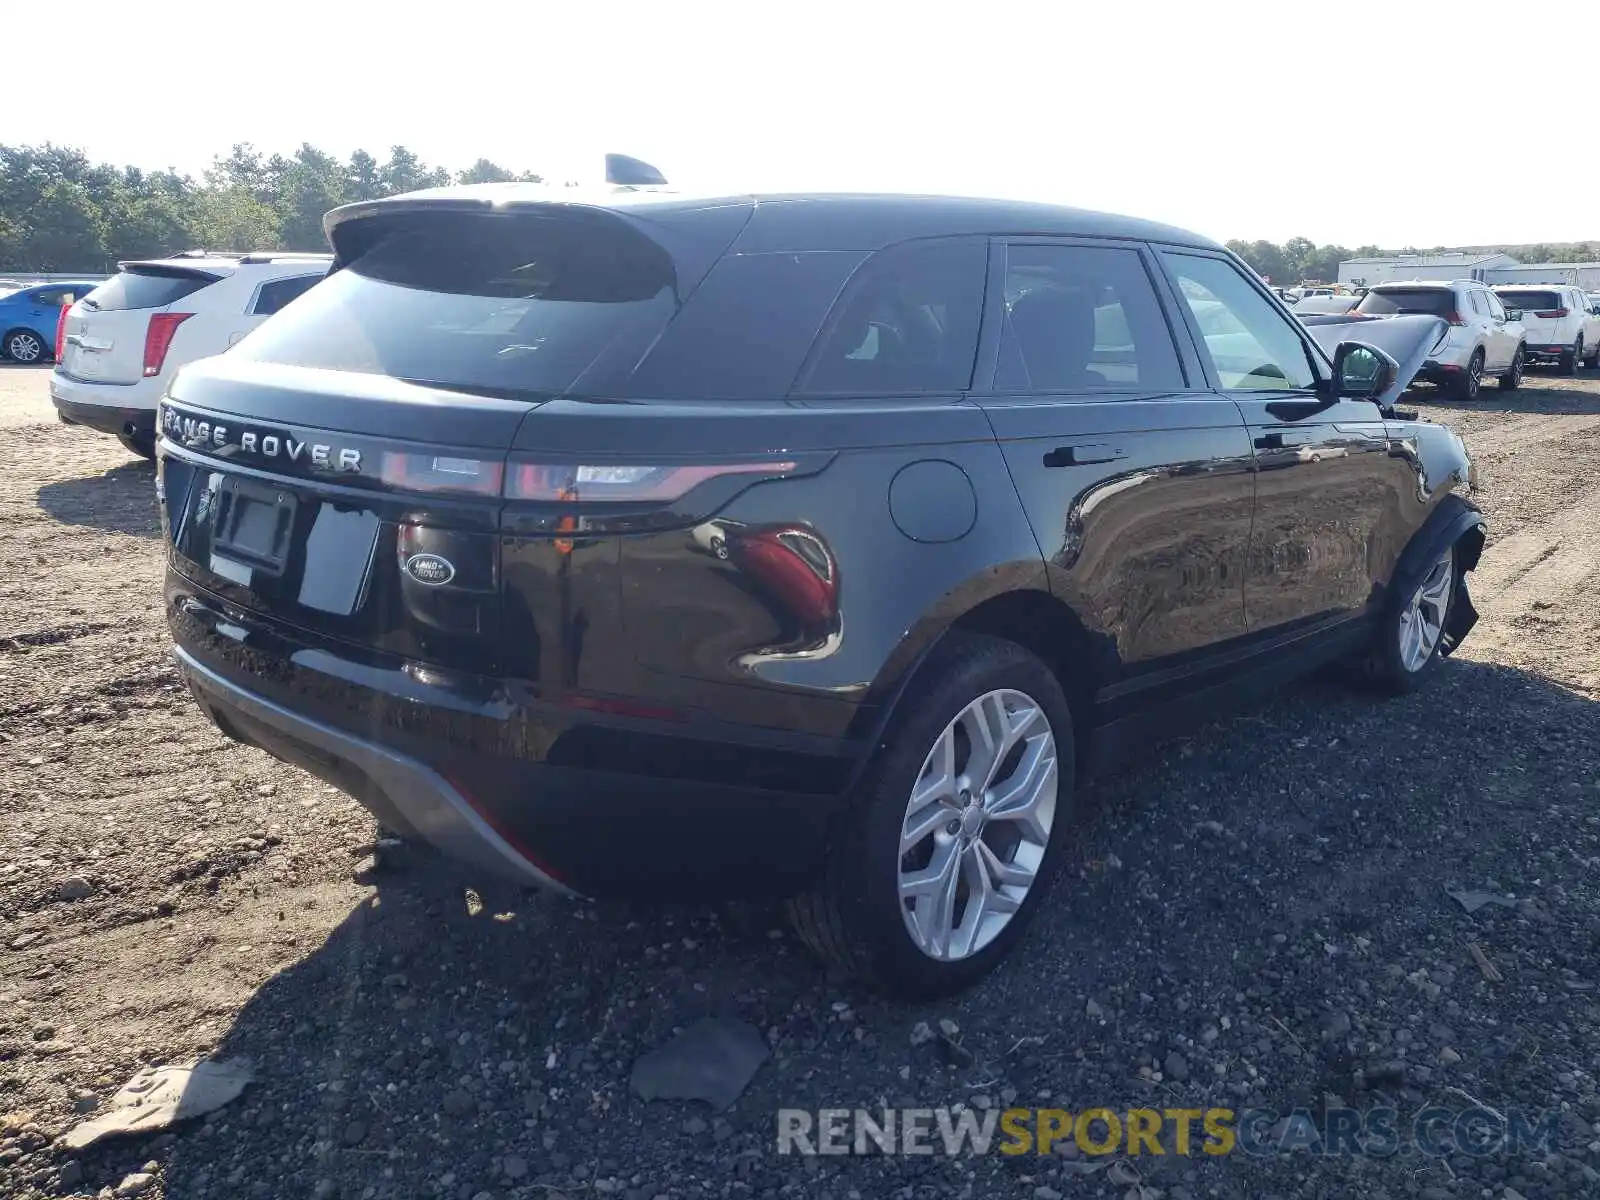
[[36, 460, 159, 538], [67, 658, 1600, 1200]]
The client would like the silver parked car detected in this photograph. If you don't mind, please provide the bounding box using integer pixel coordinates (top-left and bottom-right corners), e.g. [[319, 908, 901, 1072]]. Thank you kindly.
[[1353, 280, 1526, 400]]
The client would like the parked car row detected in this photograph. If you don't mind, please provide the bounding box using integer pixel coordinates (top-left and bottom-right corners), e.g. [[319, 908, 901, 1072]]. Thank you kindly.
[[1293, 279, 1600, 399]]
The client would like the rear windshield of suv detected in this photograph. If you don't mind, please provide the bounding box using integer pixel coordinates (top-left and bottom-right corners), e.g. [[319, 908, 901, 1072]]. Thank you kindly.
[[83, 268, 218, 312], [1355, 288, 1455, 317], [231, 213, 678, 398], [1494, 290, 1562, 312]]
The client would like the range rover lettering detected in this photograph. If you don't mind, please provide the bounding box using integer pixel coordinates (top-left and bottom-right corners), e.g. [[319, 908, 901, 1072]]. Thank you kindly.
[[159, 182, 1483, 996]]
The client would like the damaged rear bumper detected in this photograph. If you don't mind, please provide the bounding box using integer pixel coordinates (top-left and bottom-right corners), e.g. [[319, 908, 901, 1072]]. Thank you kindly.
[[176, 645, 582, 895]]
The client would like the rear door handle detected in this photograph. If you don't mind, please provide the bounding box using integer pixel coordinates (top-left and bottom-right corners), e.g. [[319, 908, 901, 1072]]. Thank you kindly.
[[1043, 443, 1126, 468]]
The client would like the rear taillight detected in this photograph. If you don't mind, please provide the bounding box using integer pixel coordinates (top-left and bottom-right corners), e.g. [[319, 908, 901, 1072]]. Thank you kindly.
[[143, 313, 193, 377], [380, 452, 504, 496], [1534, 309, 1568, 319], [54, 306, 70, 361], [1445, 311, 1466, 327], [505, 461, 798, 503], [370, 456, 805, 502]]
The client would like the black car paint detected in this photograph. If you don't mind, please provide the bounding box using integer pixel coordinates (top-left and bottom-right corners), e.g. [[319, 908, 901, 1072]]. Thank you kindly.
[[160, 189, 1482, 898]]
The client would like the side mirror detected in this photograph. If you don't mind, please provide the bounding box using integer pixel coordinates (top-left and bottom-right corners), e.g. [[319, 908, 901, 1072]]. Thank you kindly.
[[1504, 308, 1523, 322], [1332, 340, 1397, 399]]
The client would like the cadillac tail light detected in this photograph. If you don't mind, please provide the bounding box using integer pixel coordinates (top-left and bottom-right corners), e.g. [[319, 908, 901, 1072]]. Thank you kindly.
[[143, 313, 194, 377]]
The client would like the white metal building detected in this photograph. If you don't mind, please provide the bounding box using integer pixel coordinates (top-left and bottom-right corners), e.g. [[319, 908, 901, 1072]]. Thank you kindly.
[[1338, 252, 1521, 287], [1484, 262, 1600, 290]]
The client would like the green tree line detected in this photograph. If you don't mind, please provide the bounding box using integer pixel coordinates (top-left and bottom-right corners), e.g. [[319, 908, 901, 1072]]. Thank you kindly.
[[1227, 236, 1600, 285], [0, 143, 545, 271], [7, 142, 1596, 278]]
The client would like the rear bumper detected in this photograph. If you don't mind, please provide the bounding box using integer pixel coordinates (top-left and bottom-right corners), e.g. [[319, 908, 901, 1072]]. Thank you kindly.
[[167, 571, 860, 898], [1415, 359, 1462, 384], [50, 371, 162, 437], [1523, 344, 1572, 360], [177, 645, 579, 895]]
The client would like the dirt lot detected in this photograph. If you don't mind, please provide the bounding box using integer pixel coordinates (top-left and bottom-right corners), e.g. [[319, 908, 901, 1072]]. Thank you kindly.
[[2, 363, 1598, 1200]]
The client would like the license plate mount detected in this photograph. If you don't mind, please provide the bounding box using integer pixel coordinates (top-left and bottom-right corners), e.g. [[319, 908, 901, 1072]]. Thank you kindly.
[[212, 479, 298, 577]]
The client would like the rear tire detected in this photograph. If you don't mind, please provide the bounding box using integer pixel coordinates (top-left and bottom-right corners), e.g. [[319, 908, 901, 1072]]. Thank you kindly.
[[1350, 543, 1457, 696], [1451, 351, 1484, 400], [1558, 339, 1580, 375], [786, 632, 1076, 997], [117, 431, 155, 460], [1497, 347, 1524, 391], [3, 328, 45, 363]]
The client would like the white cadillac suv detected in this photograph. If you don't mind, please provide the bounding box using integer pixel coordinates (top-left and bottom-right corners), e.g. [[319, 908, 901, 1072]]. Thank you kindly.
[[52, 251, 330, 457]]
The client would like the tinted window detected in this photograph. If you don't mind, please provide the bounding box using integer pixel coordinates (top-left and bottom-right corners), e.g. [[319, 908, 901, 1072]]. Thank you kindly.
[[1495, 290, 1561, 312], [1355, 288, 1455, 317], [1483, 291, 1505, 320], [627, 251, 864, 400], [1164, 253, 1317, 390], [84, 268, 217, 312], [31, 289, 66, 306], [994, 245, 1182, 391], [796, 238, 985, 396], [252, 273, 323, 316], [233, 214, 678, 398]]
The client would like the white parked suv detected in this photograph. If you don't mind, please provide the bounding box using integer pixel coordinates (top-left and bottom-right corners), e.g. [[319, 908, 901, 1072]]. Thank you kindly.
[[1491, 284, 1600, 374], [1353, 279, 1526, 400], [51, 251, 331, 457]]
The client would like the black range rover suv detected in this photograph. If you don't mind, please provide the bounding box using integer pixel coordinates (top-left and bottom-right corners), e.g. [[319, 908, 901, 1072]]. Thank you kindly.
[[159, 187, 1484, 995]]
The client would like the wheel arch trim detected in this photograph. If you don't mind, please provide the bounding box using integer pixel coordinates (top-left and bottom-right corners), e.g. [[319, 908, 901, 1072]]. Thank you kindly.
[[1388, 496, 1485, 658], [841, 571, 1103, 789]]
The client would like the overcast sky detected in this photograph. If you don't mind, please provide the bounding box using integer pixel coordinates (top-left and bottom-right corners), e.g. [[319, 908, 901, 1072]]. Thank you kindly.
[[50, 0, 1592, 249]]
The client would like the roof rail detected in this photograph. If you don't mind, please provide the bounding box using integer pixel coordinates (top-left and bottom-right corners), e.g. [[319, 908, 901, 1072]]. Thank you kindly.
[[236, 251, 334, 265], [168, 248, 246, 260]]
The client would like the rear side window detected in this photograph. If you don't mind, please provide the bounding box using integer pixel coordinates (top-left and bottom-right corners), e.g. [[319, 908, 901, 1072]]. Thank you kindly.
[[251, 273, 323, 316], [626, 252, 864, 400], [795, 238, 986, 396], [1356, 288, 1455, 317], [232, 214, 677, 397], [994, 245, 1183, 391], [1495, 290, 1561, 312], [84, 268, 217, 312]]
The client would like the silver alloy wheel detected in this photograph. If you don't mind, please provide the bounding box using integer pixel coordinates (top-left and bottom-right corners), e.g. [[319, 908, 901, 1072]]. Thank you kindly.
[[1399, 547, 1453, 673], [1465, 354, 1482, 397], [897, 688, 1057, 961], [7, 332, 42, 362]]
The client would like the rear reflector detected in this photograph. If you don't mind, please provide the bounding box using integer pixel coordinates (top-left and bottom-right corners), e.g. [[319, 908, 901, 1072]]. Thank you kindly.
[[1534, 309, 1569, 319], [143, 313, 193, 376], [54, 306, 70, 361], [505, 461, 798, 503]]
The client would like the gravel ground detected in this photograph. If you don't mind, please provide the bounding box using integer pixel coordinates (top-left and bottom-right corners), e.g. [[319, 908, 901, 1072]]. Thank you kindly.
[[2, 362, 1598, 1200]]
